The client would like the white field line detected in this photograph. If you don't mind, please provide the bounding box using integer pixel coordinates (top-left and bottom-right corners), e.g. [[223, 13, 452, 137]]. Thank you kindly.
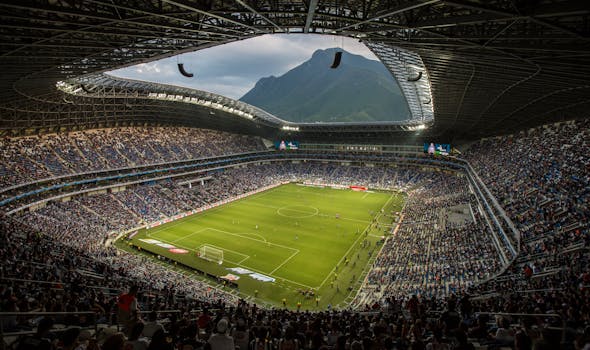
[[334, 216, 371, 224], [361, 192, 370, 199], [166, 227, 313, 288], [271, 188, 337, 199], [146, 218, 193, 236], [207, 228, 298, 253], [200, 232, 314, 289], [247, 202, 280, 210], [317, 193, 397, 289], [235, 253, 315, 290], [196, 243, 250, 260], [248, 201, 372, 224], [230, 231, 267, 243], [269, 249, 300, 275], [152, 224, 296, 267], [170, 228, 209, 243], [144, 184, 393, 291], [141, 235, 246, 265], [145, 202, 237, 235], [144, 186, 283, 235], [238, 256, 250, 264]]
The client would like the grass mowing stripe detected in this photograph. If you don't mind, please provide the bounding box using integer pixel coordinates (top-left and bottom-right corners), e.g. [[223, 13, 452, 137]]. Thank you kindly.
[[170, 228, 208, 243], [120, 183, 404, 310], [146, 186, 285, 236], [248, 201, 372, 224], [269, 249, 300, 275], [316, 192, 397, 289]]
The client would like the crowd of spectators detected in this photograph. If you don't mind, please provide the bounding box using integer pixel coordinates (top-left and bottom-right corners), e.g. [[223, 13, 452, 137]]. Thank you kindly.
[[8, 161, 506, 326], [14, 163, 433, 251], [360, 174, 502, 305], [459, 119, 590, 348], [2, 212, 585, 350], [1, 120, 590, 349], [0, 127, 266, 188], [463, 119, 589, 288]]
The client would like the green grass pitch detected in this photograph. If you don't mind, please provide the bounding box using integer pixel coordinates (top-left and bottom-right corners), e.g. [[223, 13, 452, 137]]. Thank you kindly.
[[119, 183, 404, 310]]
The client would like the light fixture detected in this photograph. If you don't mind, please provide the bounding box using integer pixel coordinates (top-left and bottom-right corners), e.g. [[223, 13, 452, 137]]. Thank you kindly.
[[404, 124, 427, 131]]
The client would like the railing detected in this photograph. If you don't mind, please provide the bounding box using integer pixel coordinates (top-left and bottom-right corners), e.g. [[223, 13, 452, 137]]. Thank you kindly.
[[5, 153, 466, 214], [0, 277, 67, 286], [0, 309, 187, 350], [474, 312, 565, 345], [0, 311, 98, 350], [0, 150, 273, 195], [514, 288, 565, 294], [2, 152, 544, 315]]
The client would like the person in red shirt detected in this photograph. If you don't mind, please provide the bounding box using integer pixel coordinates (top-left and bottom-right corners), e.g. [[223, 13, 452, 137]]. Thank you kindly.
[[117, 285, 139, 336], [524, 265, 533, 279], [197, 308, 212, 335], [407, 295, 420, 320]]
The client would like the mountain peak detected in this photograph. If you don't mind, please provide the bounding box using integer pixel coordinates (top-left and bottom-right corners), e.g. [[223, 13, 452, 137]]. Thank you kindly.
[[239, 50, 410, 123], [311, 47, 341, 57]]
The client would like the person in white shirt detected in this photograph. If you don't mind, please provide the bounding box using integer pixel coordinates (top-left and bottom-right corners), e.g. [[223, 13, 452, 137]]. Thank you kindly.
[[125, 322, 149, 350], [208, 319, 235, 350], [142, 311, 164, 339]]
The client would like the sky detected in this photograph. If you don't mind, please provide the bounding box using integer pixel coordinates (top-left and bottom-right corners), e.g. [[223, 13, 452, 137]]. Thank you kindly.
[[109, 34, 378, 99]]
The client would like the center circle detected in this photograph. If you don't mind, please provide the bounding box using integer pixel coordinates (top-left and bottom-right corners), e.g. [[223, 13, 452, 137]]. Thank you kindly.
[[276, 205, 319, 218]]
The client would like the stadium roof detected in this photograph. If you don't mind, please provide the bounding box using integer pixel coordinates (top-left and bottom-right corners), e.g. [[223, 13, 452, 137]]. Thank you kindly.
[[0, 0, 589, 143]]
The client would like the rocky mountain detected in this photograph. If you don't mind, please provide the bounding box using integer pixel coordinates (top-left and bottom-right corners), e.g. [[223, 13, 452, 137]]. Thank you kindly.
[[239, 48, 410, 123]]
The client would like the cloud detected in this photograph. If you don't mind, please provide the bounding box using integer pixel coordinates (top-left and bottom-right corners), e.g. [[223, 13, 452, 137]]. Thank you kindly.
[[109, 34, 379, 99]]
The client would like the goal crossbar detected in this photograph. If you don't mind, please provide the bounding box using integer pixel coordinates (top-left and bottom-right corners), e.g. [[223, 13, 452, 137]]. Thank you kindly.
[[198, 245, 224, 264]]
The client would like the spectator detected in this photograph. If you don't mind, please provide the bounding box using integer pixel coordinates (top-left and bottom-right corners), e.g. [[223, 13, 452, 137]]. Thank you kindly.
[[58, 327, 81, 350], [117, 285, 139, 337], [142, 311, 164, 339], [101, 333, 126, 350], [125, 322, 149, 350], [208, 319, 234, 350], [17, 317, 55, 350], [146, 330, 173, 350]]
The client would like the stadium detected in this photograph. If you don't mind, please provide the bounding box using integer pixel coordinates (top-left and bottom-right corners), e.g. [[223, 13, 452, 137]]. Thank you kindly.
[[0, 0, 589, 349]]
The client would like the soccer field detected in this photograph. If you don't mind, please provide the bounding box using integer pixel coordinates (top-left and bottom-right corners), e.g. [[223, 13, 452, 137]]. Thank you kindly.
[[121, 183, 404, 310]]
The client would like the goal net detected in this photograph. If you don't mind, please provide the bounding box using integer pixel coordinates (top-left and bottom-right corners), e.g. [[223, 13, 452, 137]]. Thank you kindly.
[[198, 245, 224, 264]]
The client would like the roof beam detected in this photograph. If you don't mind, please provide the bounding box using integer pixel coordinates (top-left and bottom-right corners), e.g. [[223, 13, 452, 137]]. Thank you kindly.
[[335, 0, 440, 32], [81, 0, 247, 35], [233, 0, 283, 32], [304, 0, 319, 33], [443, 0, 588, 40], [161, 0, 268, 34], [411, 13, 522, 30]]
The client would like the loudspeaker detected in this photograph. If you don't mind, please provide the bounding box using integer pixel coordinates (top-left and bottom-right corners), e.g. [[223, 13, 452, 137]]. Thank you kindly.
[[178, 63, 194, 77], [407, 71, 422, 82], [330, 51, 343, 69]]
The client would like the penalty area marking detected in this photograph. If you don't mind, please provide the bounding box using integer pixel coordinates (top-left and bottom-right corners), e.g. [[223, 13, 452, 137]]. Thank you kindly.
[[170, 228, 209, 243], [137, 234, 248, 266], [269, 249, 300, 275], [276, 205, 319, 218], [196, 243, 250, 264], [206, 228, 298, 253], [194, 228, 310, 289], [232, 231, 267, 243], [150, 232, 302, 282]]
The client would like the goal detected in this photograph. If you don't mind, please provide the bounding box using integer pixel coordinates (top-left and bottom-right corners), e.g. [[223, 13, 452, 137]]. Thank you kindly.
[[198, 245, 224, 264]]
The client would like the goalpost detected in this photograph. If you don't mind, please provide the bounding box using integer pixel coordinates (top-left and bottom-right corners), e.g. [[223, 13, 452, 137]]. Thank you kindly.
[[198, 245, 224, 264]]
